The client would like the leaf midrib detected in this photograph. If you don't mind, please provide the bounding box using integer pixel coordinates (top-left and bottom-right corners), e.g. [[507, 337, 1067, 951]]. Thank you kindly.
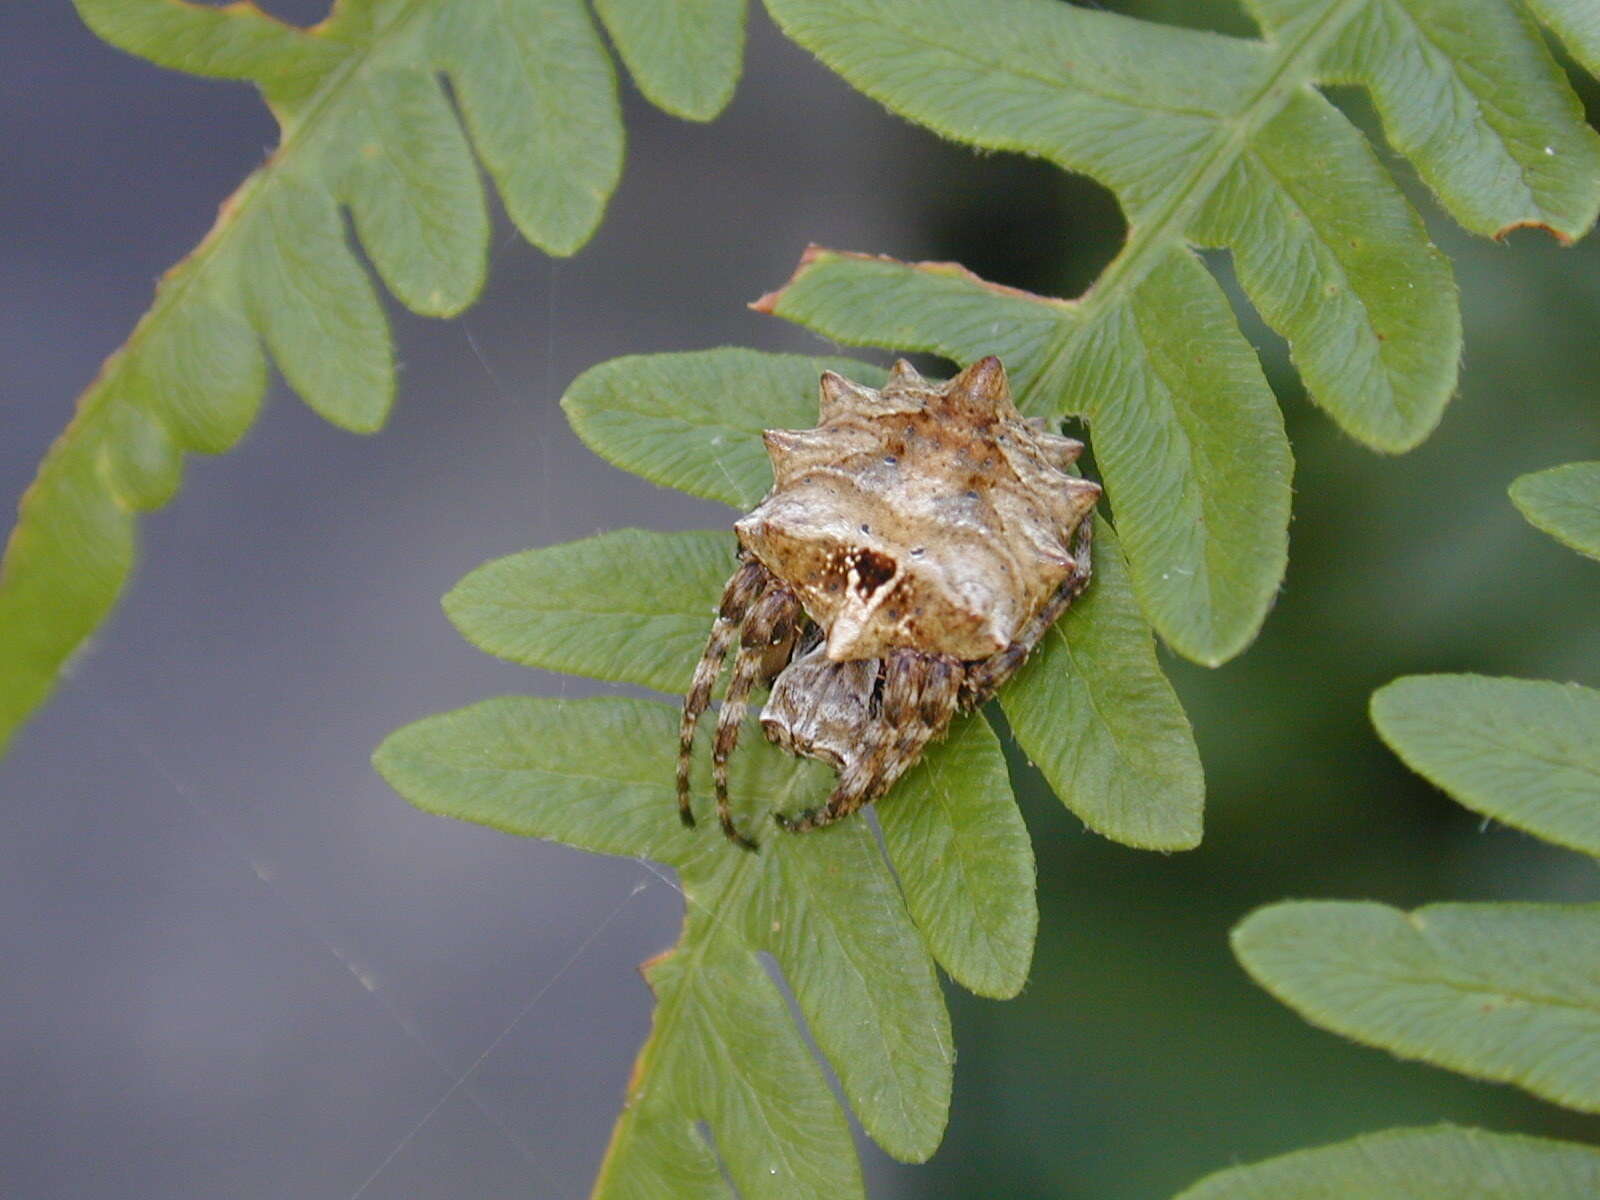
[[1384, 0, 1541, 218], [1391, 720, 1600, 787], [788, 836, 944, 1141], [598, 770, 811, 1187], [998, 0, 1360, 652], [1031, 0, 1368, 395], [1296, 952, 1600, 1023], [1034, 623, 1158, 794], [913, 745, 1017, 979]]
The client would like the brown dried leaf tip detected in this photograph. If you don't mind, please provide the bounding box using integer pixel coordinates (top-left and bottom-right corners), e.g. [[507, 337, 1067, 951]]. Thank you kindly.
[[677, 357, 1102, 848]]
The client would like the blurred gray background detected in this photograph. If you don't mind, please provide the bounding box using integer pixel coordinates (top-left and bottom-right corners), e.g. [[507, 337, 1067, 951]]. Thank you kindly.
[[3, 2, 1599, 1198]]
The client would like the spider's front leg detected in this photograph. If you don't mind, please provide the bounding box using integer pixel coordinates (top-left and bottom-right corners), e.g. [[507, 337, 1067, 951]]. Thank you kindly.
[[774, 650, 960, 834], [677, 558, 768, 829], [962, 518, 1095, 709], [710, 584, 802, 851]]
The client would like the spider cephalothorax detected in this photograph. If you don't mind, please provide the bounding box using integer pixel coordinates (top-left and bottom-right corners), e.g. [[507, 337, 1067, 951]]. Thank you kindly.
[[677, 356, 1101, 848]]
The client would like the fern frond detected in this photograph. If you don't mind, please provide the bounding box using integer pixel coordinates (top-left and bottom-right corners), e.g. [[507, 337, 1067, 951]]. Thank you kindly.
[[1175, 1126, 1600, 1198], [378, 348, 1202, 1195], [1211, 461, 1600, 1192], [559, 349, 1205, 851], [0, 0, 747, 753], [1511, 461, 1600, 562], [1373, 673, 1600, 857], [1236, 900, 1600, 1114], [759, 0, 1600, 666]]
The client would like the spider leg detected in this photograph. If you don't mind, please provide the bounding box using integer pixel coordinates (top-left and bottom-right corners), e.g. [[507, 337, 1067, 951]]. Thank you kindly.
[[677, 558, 768, 829], [711, 585, 801, 851], [863, 652, 961, 805], [962, 517, 1095, 708], [775, 651, 960, 833]]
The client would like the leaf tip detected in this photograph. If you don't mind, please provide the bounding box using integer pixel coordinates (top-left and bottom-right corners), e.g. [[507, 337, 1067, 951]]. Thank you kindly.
[[1367, 674, 1429, 737], [750, 243, 831, 314], [967, 971, 1028, 1003], [1492, 219, 1575, 248], [438, 581, 474, 641], [1352, 411, 1449, 456], [1127, 826, 1204, 854], [369, 728, 405, 786], [1167, 625, 1253, 671], [1229, 898, 1340, 973], [1229, 900, 1284, 949], [1168, 827, 1205, 853]]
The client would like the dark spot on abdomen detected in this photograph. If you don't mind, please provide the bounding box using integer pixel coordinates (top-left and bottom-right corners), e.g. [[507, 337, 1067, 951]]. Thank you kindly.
[[853, 548, 896, 597]]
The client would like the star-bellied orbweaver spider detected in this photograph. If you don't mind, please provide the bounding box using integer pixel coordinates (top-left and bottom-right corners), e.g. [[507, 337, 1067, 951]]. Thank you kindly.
[[677, 356, 1101, 849]]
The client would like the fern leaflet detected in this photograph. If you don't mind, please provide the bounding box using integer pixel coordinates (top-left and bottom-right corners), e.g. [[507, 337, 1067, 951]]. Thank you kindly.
[[1176, 1126, 1600, 1198], [0, 0, 747, 753], [1215, 461, 1600, 1195], [377, 348, 1203, 1196], [759, 0, 1600, 667]]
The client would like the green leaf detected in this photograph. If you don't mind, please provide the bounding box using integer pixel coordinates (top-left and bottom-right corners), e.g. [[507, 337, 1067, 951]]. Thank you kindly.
[[0, 0, 750, 754], [444, 528, 739, 695], [70, 0, 346, 84], [558, 348, 1204, 852], [1234, 900, 1600, 1113], [1071, 249, 1292, 667], [748, 783, 952, 1161], [595, 0, 746, 120], [1525, 0, 1600, 78], [244, 175, 394, 432], [761, 0, 1600, 660], [624, 948, 857, 1200], [1510, 462, 1600, 562], [1278, 0, 1600, 241], [372, 695, 700, 862], [562, 347, 886, 510], [754, 249, 1064, 380], [1174, 1125, 1600, 1199], [1371, 674, 1600, 859], [393, 345, 1208, 1189], [445, 519, 1039, 995], [430, 0, 622, 257], [375, 695, 955, 1191], [1003, 518, 1204, 851], [877, 713, 1037, 999]]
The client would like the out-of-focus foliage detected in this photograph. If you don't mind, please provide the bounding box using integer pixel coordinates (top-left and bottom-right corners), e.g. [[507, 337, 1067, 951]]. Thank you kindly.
[[1174, 1126, 1600, 1199], [1222, 458, 1600, 1195], [761, 0, 1600, 668], [1373, 675, 1600, 857], [1236, 901, 1600, 1113], [1511, 462, 1600, 561], [0, 0, 747, 755]]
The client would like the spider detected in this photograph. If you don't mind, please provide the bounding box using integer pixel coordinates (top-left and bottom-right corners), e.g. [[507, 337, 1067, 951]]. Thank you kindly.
[[677, 356, 1101, 849]]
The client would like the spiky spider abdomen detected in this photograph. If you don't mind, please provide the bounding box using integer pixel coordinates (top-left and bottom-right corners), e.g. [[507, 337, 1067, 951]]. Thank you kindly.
[[677, 356, 1101, 848]]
